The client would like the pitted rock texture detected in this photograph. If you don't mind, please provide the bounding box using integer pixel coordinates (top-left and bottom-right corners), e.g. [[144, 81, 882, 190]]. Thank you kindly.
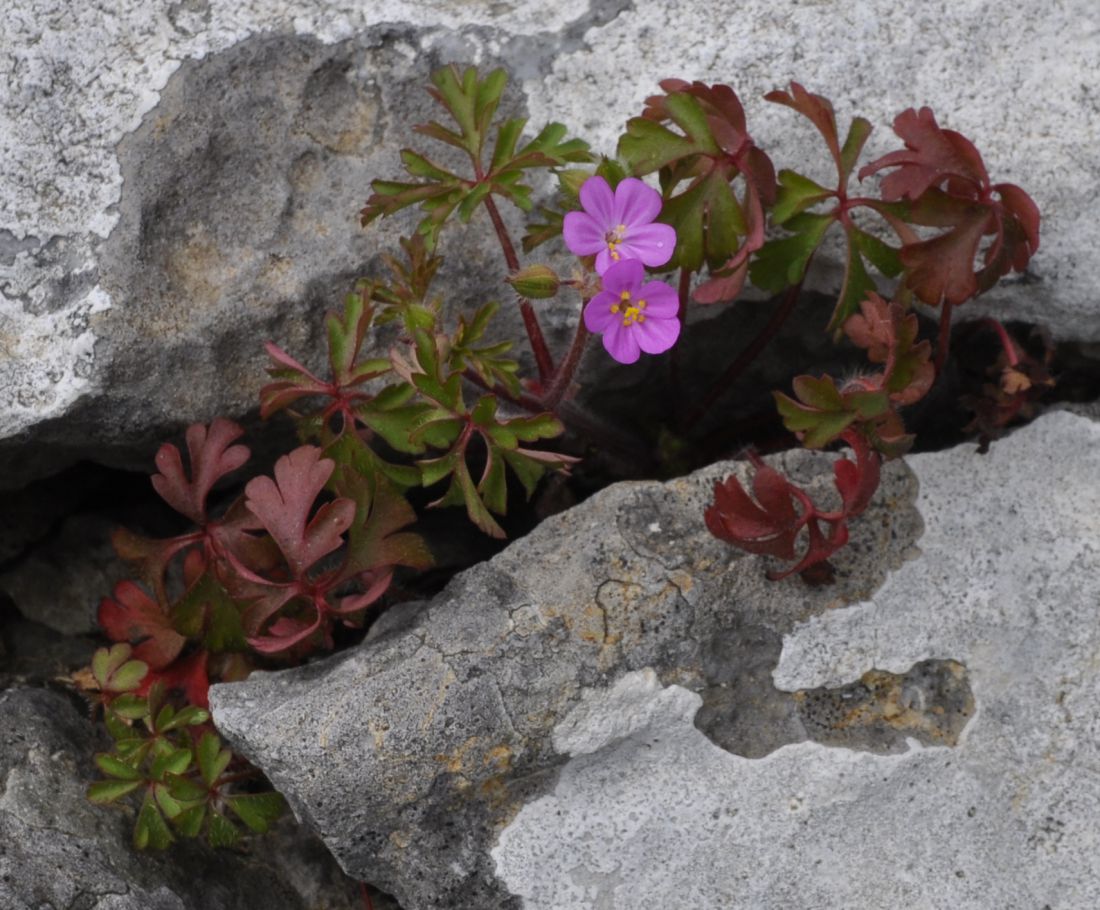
[[0, 687, 363, 910], [211, 446, 923, 909], [492, 411, 1100, 908], [3, 0, 1098, 487]]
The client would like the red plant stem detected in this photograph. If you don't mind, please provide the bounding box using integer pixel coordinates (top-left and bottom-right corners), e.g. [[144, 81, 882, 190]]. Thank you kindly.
[[482, 194, 555, 381], [977, 317, 1020, 366], [359, 882, 374, 910], [934, 299, 954, 375], [541, 318, 590, 411], [682, 278, 804, 432]]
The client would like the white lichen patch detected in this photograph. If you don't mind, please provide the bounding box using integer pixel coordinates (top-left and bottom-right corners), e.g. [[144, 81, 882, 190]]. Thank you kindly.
[[492, 412, 1100, 908], [0, 284, 111, 437]]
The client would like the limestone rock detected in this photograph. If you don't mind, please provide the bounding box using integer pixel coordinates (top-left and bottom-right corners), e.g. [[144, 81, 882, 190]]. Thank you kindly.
[[211, 444, 924, 908], [212, 411, 1100, 907], [0, 514, 123, 636], [0, 686, 363, 910], [492, 411, 1100, 907], [3, 0, 1098, 487]]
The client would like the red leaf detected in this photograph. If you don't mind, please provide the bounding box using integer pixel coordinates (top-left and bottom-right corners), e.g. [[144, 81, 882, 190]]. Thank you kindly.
[[833, 431, 881, 517], [99, 581, 186, 670], [765, 82, 843, 177], [151, 420, 250, 525], [704, 465, 803, 560], [843, 294, 933, 406], [247, 614, 323, 655], [259, 342, 331, 419], [137, 650, 210, 709], [898, 204, 992, 306], [859, 107, 989, 200], [243, 446, 356, 579], [859, 109, 1040, 306]]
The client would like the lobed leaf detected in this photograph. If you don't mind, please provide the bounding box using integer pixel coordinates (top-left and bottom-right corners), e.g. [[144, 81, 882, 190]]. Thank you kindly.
[[151, 420, 250, 526]]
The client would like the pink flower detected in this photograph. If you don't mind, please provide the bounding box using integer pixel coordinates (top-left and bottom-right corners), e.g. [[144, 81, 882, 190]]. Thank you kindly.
[[563, 176, 676, 275], [584, 259, 680, 364]]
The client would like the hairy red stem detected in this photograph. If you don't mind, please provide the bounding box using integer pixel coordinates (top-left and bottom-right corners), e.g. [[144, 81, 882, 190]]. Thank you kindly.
[[482, 194, 555, 381], [682, 278, 804, 432], [977, 317, 1020, 367], [541, 318, 590, 411]]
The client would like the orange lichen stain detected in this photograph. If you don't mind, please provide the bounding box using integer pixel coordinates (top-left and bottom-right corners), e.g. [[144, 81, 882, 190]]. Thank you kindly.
[[433, 736, 480, 774], [389, 830, 410, 850], [482, 745, 513, 774], [796, 661, 971, 746]]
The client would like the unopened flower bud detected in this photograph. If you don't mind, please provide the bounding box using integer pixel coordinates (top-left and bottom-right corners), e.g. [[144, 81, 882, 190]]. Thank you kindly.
[[508, 265, 561, 299]]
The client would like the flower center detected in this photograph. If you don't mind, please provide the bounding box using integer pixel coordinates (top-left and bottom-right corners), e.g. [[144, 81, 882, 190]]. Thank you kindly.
[[605, 224, 628, 262], [609, 289, 647, 326]]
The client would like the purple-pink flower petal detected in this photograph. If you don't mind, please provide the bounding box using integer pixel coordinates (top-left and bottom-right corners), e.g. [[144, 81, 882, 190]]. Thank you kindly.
[[579, 176, 615, 226], [585, 259, 680, 364], [614, 178, 663, 227], [602, 320, 641, 364], [599, 258, 645, 294], [562, 211, 606, 256], [619, 223, 677, 267], [635, 314, 681, 354], [637, 281, 680, 317], [584, 292, 620, 333]]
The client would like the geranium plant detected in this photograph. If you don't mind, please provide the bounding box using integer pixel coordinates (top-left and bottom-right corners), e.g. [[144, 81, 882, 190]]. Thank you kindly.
[[78, 63, 1043, 859]]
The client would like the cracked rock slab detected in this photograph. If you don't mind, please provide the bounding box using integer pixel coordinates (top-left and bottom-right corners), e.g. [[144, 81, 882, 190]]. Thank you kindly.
[[3, 0, 1099, 487], [0, 686, 363, 910], [492, 411, 1100, 908], [211, 445, 922, 909]]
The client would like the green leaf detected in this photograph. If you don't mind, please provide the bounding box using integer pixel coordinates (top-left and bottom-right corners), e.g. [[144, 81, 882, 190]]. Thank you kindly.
[[490, 117, 526, 171], [749, 212, 833, 292], [196, 731, 232, 787], [160, 705, 209, 732], [206, 811, 241, 848], [772, 170, 832, 225], [151, 748, 193, 781], [827, 227, 902, 336], [87, 779, 143, 804], [839, 117, 874, 181], [153, 782, 185, 819], [227, 792, 287, 834], [95, 753, 144, 781], [400, 149, 457, 182], [167, 774, 209, 803], [173, 804, 207, 838], [134, 794, 174, 850], [171, 570, 246, 653], [774, 377, 891, 449], [109, 694, 149, 720], [92, 644, 148, 693]]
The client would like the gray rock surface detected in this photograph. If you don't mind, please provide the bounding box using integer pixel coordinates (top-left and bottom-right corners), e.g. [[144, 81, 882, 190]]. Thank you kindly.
[[211, 443, 926, 908], [0, 514, 123, 635], [211, 411, 1100, 908], [0, 686, 364, 910], [491, 410, 1100, 907], [3, 0, 1097, 486]]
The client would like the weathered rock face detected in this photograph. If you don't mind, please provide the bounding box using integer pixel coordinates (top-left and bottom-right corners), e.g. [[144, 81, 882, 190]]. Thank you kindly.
[[212, 411, 1100, 908], [2, 0, 1098, 487], [210, 442, 926, 908], [0, 687, 364, 910], [492, 411, 1100, 908]]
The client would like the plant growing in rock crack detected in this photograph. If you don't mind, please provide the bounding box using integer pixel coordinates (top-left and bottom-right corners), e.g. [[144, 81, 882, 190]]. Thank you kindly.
[[78, 63, 1045, 855]]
